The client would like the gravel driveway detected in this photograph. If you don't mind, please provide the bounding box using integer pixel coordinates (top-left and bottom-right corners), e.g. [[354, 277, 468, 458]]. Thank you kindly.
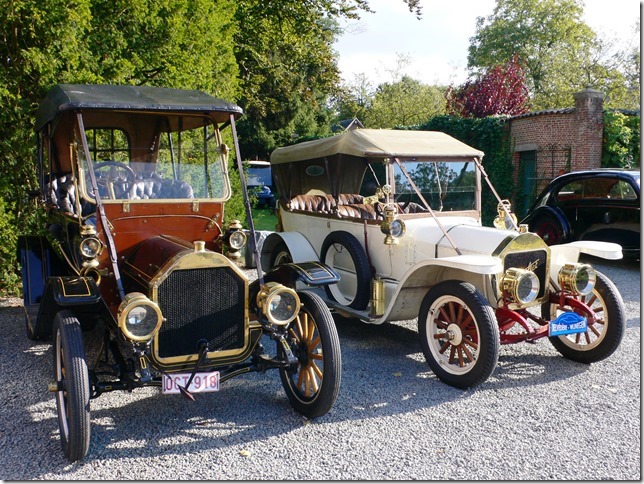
[[0, 256, 639, 480]]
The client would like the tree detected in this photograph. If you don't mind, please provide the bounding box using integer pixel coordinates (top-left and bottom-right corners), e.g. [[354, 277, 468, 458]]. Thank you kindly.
[[232, 1, 371, 160], [446, 55, 530, 118], [364, 75, 446, 128], [0, 0, 240, 294], [333, 73, 374, 123], [468, 0, 598, 108]]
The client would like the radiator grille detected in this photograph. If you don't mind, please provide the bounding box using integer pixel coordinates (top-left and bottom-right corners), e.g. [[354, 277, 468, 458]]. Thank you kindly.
[[503, 249, 548, 299], [157, 267, 246, 358]]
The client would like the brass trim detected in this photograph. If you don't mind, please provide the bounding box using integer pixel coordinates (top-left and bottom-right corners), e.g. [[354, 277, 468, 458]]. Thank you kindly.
[[151, 324, 262, 371], [149, 251, 251, 366], [58, 277, 92, 297]]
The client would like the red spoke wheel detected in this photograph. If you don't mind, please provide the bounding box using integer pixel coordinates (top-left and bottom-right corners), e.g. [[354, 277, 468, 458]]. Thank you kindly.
[[543, 271, 625, 363], [419, 281, 499, 389]]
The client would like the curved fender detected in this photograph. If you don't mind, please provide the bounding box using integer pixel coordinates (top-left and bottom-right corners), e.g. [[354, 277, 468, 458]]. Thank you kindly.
[[31, 276, 103, 339], [365, 254, 503, 324], [548, 241, 623, 285], [260, 232, 319, 271], [528, 206, 572, 241], [254, 261, 340, 290]]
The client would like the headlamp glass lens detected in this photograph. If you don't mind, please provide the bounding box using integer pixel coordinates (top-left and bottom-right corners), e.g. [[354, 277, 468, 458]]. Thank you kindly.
[[229, 230, 247, 250], [269, 291, 298, 323], [80, 237, 101, 258], [125, 304, 161, 338]]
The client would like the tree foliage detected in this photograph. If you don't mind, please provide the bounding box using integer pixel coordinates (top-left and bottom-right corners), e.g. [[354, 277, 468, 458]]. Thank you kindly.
[[602, 111, 640, 169], [446, 55, 530, 118], [468, 0, 599, 109], [233, 0, 371, 160], [364, 75, 446, 128]]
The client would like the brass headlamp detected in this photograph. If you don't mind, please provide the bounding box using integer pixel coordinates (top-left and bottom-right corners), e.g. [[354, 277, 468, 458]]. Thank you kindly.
[[223, 219, 247, 259], [501, 268, 540, 305], [558, 263, 596, 295]]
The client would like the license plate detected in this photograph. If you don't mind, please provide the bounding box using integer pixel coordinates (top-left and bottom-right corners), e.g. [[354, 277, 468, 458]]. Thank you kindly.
[[162, 371, 220, 395], [549, 312, 588, 337]]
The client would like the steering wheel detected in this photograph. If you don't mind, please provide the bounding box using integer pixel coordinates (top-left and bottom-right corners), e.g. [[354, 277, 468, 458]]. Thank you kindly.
[[93, 161, 136, 199]]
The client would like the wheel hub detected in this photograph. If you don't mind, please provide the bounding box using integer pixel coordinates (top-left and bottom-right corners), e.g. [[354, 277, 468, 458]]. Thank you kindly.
[[445, 323, 463, 346]]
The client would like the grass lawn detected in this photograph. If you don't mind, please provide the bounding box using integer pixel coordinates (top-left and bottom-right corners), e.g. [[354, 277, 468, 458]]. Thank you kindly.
[[251, 208, 278, 232]]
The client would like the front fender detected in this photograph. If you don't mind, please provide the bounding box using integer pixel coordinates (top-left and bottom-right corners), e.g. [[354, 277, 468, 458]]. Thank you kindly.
[[249, 261, 340, 313], [260, 232, 319, 271], [31, 276, 103, 338]]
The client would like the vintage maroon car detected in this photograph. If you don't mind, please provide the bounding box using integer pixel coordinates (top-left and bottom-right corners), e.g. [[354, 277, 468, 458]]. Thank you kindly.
[[17, 84, 342, 461]]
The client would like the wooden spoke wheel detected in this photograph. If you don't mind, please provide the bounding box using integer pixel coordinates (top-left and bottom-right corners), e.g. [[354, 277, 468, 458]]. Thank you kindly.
[[280, 291, 341, 418]]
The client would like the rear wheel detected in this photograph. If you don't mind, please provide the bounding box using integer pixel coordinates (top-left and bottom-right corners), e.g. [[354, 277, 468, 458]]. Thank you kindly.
[[280, 291, 341, 418], [532, 216, 565, 245], [53, 311, 91, 462], [320, 231, 371, 310], [543, 271, 625, 363], [418, 281, 499, 389]]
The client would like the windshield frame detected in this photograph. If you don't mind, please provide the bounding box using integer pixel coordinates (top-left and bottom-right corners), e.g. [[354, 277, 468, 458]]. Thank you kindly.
[[74, 111, 232, 205]]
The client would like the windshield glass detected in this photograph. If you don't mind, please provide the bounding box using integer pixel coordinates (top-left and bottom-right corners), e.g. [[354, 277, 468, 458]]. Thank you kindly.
[[76, 114, 230, 202], [393, 161, 477, 212]]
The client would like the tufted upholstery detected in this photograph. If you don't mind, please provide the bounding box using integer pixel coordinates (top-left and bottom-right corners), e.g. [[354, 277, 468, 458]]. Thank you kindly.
[[286, 193, 380, 220], [337, 193, 364, 205], [287, 194, 336, 213], [337, 203, 378, 220]]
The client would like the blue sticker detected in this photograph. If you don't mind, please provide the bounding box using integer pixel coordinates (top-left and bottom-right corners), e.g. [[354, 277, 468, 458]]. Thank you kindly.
[[549, 312, 588, 336]]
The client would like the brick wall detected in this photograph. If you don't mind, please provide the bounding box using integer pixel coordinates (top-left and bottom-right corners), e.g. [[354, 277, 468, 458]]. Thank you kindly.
[[509, 88, 604, 175], [508, 88, 605, 208]]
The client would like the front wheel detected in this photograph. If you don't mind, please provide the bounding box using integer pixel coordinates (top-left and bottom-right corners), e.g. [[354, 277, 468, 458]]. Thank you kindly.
[[418, 281, 500, 389], [543, 271, 625, 363], [53, 311, 91, 462], [280, 291, 341, 418]]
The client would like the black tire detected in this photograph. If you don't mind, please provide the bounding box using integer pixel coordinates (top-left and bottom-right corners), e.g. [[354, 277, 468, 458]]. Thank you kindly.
[[320, 231, 371, 310], [532, 215, 565, 246], [53, 311, 91, 462], [418, 281, 500, 389], [543, 271, 625, 363], [270, 242, 293, 267], [280, 291, 341, 418]]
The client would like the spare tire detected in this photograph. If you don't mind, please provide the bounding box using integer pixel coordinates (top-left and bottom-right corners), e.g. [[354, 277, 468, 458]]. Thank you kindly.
[[320, 231, 371, 310]]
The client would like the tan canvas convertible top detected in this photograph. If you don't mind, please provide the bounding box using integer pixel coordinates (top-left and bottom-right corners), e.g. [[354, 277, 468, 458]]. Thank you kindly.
[[270, 129, 484, 165]]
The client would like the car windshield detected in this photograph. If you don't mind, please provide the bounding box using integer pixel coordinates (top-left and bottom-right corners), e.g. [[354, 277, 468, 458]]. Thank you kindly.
[[392, 161, 477, 212], [76, 114, 230, 202]]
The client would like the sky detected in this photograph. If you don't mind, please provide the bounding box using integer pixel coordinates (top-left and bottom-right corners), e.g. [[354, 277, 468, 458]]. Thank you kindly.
[[333, 0, 641, 87]]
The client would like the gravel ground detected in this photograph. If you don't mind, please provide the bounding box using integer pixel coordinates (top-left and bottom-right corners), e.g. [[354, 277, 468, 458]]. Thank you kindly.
[[0, 256, 639, 480]]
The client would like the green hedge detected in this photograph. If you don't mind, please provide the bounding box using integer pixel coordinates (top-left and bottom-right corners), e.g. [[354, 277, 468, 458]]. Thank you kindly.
[[403, 116, 514, 225]]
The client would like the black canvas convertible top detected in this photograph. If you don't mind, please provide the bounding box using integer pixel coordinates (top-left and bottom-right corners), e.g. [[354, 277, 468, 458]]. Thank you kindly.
[[36, 84, 243, 129]]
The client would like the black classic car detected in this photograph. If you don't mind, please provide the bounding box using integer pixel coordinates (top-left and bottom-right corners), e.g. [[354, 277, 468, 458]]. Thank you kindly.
[[17, 84, 342, 461], [522, 169, 640, 257]]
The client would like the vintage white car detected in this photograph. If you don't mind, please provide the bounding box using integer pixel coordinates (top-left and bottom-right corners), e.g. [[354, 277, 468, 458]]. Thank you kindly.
[[260, 128, 625, 389]]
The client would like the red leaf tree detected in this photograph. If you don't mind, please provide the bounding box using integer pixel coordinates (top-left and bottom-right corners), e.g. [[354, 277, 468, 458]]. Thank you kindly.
[[446, 55, 530, 118]]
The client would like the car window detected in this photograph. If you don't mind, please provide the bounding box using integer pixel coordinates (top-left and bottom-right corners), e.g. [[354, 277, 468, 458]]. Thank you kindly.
[[608, 180, 638, 200], [556, 180, 583, 201]]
